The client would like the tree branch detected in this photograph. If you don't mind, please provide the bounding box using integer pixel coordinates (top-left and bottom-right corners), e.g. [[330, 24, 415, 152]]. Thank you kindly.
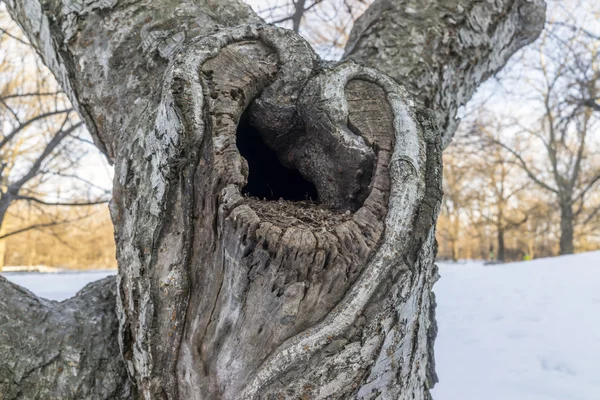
[[0, 212, 91, 239], [581, 98, 600, 111], [572, 173, 600, 205], [0, 91, 63, 100], [344, 0, 546, 147], [8, 122, 83, 192], [552, 21, 600, 41], [581, 203, 600, 226], [492, 139, 559, 194], [0, 108, 72, 151], [13, 195, 109, 207], [35, 170, 111, 193], [0, 26, 30, 45]]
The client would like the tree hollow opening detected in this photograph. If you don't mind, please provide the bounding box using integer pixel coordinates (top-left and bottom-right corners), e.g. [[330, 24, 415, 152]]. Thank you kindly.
[[236, 113, 319, 202]]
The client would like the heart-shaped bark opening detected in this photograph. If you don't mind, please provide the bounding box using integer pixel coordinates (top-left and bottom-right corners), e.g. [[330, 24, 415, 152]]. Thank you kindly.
[[170, 39, 397, 395], [147, 30, 413, 398]]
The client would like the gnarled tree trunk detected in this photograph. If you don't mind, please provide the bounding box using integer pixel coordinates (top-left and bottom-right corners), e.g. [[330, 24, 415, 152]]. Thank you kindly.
[[2, 0, 545, 399]]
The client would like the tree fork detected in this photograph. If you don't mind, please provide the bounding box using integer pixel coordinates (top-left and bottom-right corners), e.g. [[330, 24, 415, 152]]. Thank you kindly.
[[2, 0, 546, 399]]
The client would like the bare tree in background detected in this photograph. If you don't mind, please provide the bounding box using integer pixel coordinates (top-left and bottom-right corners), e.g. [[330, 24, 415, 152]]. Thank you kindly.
[[468, 120, 532, 262], [4, 203, 117, 269], [0, 8, 109, 268], [437, 139, 476, 262], [486, 16, 600, 255], [247, 0, 371, 58], [553, 3, 600, 113], [438, 123, 565, 262], [1, 0, 544, 398]]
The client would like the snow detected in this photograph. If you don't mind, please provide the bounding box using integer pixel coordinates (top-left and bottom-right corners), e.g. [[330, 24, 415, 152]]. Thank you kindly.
[[1, 270, 116, 301], [432, 251, 600, 400], [2, 251, 599, 399]]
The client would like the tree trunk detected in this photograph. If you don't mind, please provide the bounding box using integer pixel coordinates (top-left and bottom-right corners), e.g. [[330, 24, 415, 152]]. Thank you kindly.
[[451, 215, 460, 262], [450, 239, 459, 263], [497, 227, 506, 262], [559, 202, 575, 255], [3, 0, 545, 398], [0, 202, 9, 270]]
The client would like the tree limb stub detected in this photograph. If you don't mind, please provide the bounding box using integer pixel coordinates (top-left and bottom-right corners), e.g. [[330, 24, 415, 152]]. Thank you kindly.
[[0, 276, 133, 399]]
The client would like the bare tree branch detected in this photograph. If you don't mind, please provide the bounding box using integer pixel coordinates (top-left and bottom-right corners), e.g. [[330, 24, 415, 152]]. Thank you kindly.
[[13, 195, 109, 206], [0, 213, 89, 239], [0, 108, 72, 151], [0, 26, 30, 45], [7, 121, 83, 192], [489, 138, 560, 194], [1, 91, 62, 100]]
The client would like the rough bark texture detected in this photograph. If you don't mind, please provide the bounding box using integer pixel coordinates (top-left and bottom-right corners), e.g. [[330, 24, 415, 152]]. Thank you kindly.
[[344, 0, 546, 148], [0, 275, 133, 399], [3, 0, 545, 399]]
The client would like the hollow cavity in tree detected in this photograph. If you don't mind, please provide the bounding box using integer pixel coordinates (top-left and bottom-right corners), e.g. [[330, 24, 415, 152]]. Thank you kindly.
[[236, 110, 319, 203]]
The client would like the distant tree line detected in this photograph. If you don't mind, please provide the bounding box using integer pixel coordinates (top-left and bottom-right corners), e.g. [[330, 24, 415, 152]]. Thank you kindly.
[[2, 204, 116, 270]]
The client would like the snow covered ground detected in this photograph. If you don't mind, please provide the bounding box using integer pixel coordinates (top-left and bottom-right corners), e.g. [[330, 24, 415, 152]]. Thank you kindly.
[[2, 251, 599, 399], [432, 251, 600, 400]]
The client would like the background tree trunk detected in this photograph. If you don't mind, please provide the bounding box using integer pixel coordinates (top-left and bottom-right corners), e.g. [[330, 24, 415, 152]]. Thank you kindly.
[[3, 0, 545, 398], [560, 203, 575, 255], [497, 227, 506, 262]]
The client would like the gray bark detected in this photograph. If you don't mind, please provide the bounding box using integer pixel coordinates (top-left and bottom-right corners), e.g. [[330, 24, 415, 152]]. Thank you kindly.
[[0, 275, 133, 399], [345, 0, 546, 148], [2, 0, 545, 399]]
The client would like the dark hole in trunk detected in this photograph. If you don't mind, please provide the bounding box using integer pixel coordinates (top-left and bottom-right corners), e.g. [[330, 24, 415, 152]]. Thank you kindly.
[[236, 113, 319, 202]]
